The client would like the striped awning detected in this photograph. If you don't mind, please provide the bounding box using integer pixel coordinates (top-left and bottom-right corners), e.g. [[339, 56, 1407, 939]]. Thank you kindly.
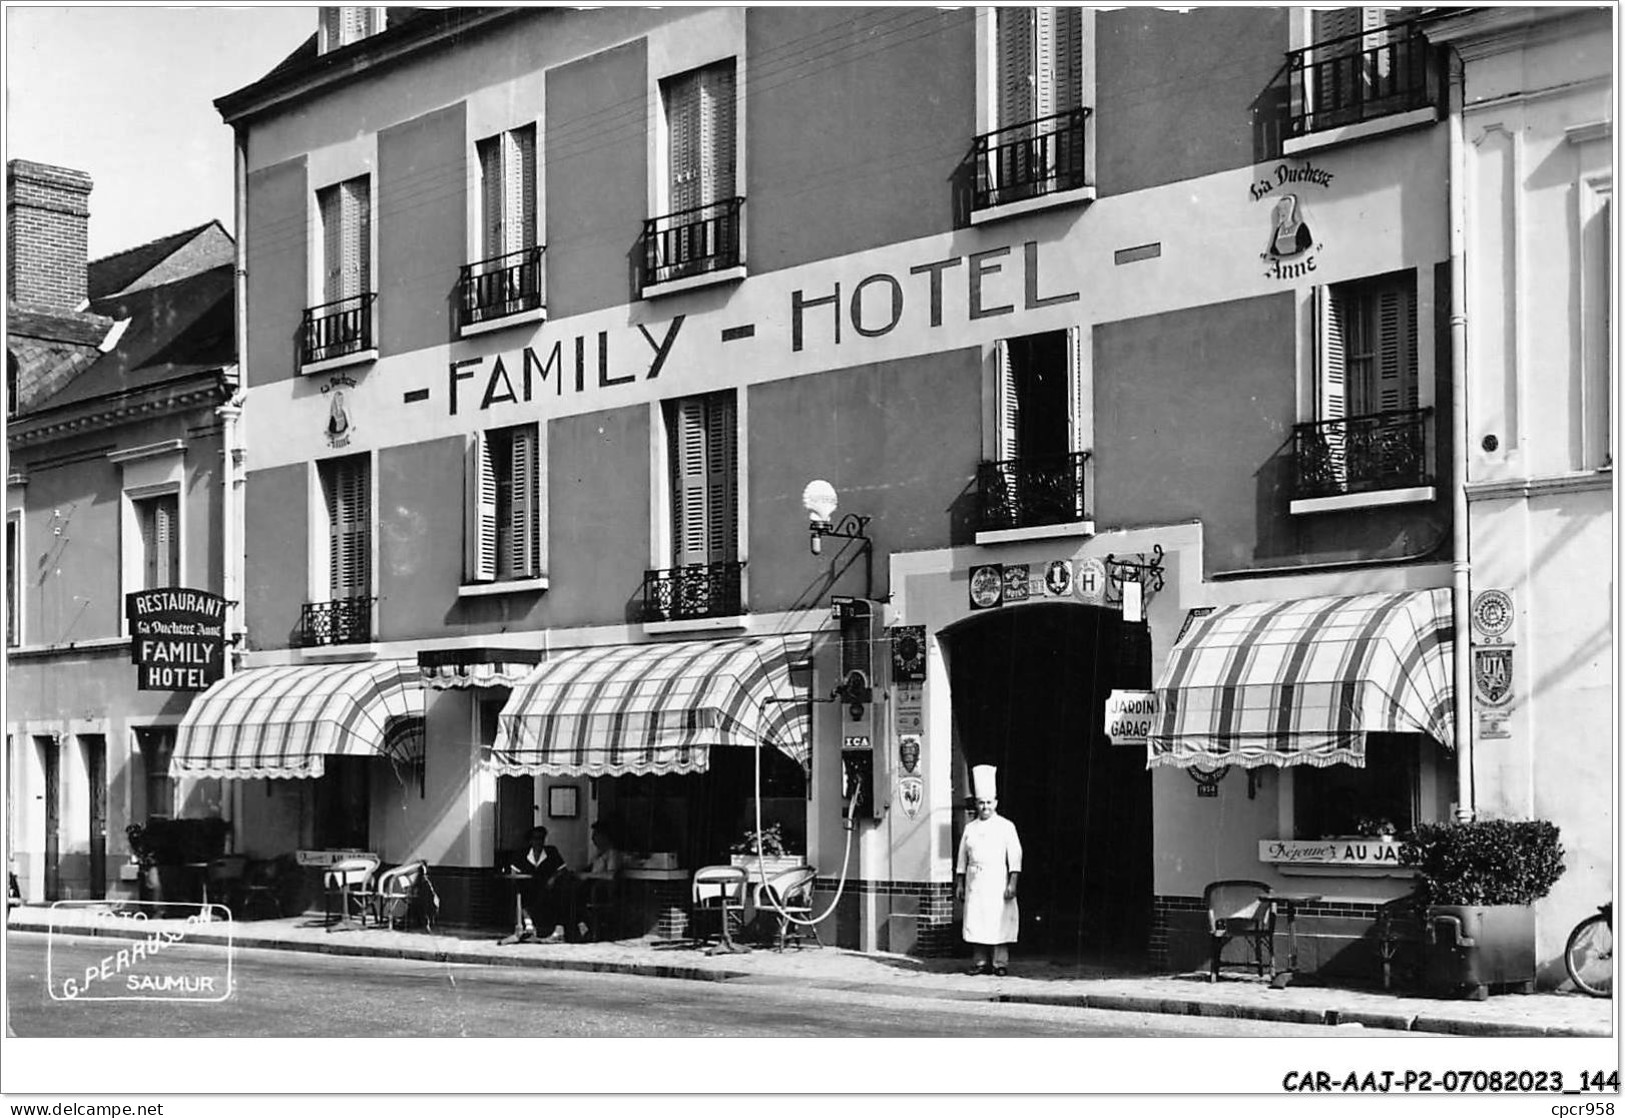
[[1147, 589, 1454, 770], [417, 647, 543, 689], [491, 634, 815, 777], [172, 661, 425, 779]]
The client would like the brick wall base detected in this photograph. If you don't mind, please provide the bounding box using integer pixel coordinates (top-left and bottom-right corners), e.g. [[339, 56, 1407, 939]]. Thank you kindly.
[[1152, 892, 1402, 981]]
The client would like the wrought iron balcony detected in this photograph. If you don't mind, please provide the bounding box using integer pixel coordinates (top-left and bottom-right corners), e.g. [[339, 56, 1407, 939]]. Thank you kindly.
[[459, 246, 545, 327], [972, 108, 1090, 211], [976, 450, 1091, 533], [297, 596, 375, 647], [301, 293, 376, 366], [1292, 408, 1434, 500], [641, 561, 744, 623], [642, 197, 743, 290], [1287, 24, 1438, 138]]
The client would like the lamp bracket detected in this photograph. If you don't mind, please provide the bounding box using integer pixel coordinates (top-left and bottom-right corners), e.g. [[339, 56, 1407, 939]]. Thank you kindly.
[[1104, 544, 1165, 609]]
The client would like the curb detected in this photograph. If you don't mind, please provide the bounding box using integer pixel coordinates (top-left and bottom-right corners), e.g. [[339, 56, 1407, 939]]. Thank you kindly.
[[13, 918, 1606, 1038]]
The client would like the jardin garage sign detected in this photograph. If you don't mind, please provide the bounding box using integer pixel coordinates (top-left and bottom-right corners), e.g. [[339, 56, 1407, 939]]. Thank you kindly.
[[126, 589, 226, 692]]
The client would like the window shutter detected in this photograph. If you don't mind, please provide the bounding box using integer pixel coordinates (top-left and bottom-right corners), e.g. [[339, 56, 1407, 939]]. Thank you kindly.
[[321, 8, 343, 50], [1033, 8, 1058, 119], [465, 432, 497, 582], [155, 496, 178, 588], [478, 136, 505, 260], [320, 185, 344, 302], [673, 398, 711, 567], [344, 176, 371, 298], [705, 393, 738, 563], [994, 339, 1020, 461], [1053, 7, 1083, 115], [997, 7, 1037, 129], [699, 63, 736, 206], [328, 457, 370, 599], [666, 71, 702, 214], [510, 125, 537, 253], [508, 425, 539, 578], [1376, 280, 1418, 413], [1066, 326, 1086, 455], [1316, 285, 1348, 422]]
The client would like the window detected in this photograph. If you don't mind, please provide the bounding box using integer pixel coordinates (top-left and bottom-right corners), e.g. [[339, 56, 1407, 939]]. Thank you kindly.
[[1289, 8, 1435, 144], [982, 328, 1089, 534], [478, 127, 537, 262], [667, 391, 738, 567], [6, 512, 19, 647], [319, 6, 382, 53], [1293, 734, 1420, 839], [136, 727, 175, 822], [318, 176, 371, 306], [465, 424, 542, 584], [321, 455, 370, 601], [1318, 270, 1417, 423], [996, 7, 1083, 130], [647, 60, 741, 289], [134, 493, 180, 590]]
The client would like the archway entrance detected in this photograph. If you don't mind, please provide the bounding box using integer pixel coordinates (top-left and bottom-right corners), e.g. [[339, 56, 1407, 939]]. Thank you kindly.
[[943, 603, 1152, 965]]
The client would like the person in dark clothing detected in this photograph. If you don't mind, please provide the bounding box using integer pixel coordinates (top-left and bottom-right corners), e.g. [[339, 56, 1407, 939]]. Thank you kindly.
[[502, 825, 568, 943]]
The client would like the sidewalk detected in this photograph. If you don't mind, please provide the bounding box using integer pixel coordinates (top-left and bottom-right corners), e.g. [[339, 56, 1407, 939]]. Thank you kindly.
[[8, 902, 1612, 1037]]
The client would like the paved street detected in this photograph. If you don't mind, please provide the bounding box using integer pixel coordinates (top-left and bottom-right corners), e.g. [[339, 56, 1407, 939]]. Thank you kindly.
[[8, 932, 1416, 1038]]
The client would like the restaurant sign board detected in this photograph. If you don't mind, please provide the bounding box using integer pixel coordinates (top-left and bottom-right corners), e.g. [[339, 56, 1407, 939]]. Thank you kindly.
[[126, 588, 227, 692], [1259, 839, 1406, 867]]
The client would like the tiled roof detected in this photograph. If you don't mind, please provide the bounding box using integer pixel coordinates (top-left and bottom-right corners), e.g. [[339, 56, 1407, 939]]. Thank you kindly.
[[7, 305, 114, 348], [88, 220, 229, 300]]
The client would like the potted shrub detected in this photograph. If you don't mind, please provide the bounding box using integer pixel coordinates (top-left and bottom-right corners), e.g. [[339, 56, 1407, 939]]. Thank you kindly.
[[1398, 819, 1566, 1000], [728, 823, 804, 877]]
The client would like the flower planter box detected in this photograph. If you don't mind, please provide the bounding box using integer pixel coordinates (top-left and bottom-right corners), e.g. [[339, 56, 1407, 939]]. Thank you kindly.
[[1422, 903, 1537, 1000], [729, 854, 806, 878]]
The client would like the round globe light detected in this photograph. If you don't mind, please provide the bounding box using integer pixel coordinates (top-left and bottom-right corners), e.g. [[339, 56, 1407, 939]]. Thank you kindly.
[[802, 479, 838, 522]]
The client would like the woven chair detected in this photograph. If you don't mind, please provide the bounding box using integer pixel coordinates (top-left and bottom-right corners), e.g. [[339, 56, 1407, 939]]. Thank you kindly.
[[1204, 879, 1275, 982]]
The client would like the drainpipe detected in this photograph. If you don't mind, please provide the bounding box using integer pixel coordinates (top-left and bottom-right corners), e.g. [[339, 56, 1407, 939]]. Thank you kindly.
[[1446, 50, 1475, 822], [218, 124, 251, 841]]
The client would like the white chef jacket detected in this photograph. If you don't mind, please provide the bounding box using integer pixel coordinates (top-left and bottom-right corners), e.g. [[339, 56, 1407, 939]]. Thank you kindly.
[[956, 813, 1022, 945]]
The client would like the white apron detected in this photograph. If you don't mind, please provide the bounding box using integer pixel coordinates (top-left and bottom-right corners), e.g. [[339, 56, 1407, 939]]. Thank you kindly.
[[956, 814, 1022, 944]]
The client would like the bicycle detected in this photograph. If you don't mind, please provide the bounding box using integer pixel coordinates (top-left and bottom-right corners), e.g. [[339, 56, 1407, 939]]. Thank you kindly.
[[1564, 902, 1613, 998]]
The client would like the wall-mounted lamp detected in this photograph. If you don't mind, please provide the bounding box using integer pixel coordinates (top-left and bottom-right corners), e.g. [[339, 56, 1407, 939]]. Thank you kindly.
[[802, 479, 874, 598]]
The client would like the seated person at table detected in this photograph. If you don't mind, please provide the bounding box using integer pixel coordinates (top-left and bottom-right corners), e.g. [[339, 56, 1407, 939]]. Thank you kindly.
[[502, 826, 568, 943], [567, 821, 623, 939]]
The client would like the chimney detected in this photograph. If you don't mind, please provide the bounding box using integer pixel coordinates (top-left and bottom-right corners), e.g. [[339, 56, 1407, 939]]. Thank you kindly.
[[7, 159, 92, 311]]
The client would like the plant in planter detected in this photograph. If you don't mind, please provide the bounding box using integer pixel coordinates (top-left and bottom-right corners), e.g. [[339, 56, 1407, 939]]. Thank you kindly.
[[1398, 819, 1566, 1000], [728, 823, 804, 874]]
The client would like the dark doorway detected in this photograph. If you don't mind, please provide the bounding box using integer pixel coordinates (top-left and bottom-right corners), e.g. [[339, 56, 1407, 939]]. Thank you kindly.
[[944, 603, 1153, 965], [38, 736, 60, 901], [314, 756, 370, 850], [83, 735, 107, 900], [495, 775, 536, 862]]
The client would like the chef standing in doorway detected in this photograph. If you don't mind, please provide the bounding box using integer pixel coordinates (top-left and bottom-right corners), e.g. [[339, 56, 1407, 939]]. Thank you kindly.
[[955, 765, 1023, 976]]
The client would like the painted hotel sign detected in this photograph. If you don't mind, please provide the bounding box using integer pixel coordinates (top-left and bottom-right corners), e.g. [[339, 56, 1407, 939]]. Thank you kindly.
[[126, 589, 226, 692]]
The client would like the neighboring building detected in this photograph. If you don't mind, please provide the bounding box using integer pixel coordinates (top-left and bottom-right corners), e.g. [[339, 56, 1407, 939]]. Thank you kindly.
[[1426, 6, 1614, 980], [203, 5, 1608, 980], [6, 159, 242, 902]]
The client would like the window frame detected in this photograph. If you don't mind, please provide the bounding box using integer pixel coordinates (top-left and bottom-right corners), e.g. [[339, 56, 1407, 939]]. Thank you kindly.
[[303, 160, 378, 375], [6, 507, 21, 648], [308, 451, 376, 612], [1284, 6, 1439, 156], [461, 422, 549, 595], [111, 441, 186, 638], [972, 6, 1097, 223], [135, 725, 177, 823], [644, 9, 748, 298], [318, 6, 386, 54], [1282, 733, 1448, 843]]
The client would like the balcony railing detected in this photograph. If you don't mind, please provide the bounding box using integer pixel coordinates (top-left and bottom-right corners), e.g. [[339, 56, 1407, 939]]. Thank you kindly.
[[1287, 24, 1438, 138], [1292, 408, 1433, 500], [977, 450, 1091, 533], [641, 561, 744, 623], [298, 596, 375, 647], [642, 197, 743, 290], [301, 293, 376, 366], [459, 246, 545, 328], [973, 108, 1091, 211]]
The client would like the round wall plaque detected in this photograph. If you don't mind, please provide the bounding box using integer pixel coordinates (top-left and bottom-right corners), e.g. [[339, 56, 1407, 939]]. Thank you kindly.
[[1471, 589, 1514, 640]]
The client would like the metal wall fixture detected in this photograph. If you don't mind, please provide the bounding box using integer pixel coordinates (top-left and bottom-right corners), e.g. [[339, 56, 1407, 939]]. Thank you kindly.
[[802, 479, 873, 600], [1104, 544, 1165, 621]]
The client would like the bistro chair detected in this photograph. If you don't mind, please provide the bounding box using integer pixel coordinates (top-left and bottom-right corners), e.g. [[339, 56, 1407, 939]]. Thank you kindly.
[[1204, 879, 1275, 982], [374, 860, 437, 932], [691, 864, 748, 949], [237, 857, 287, 920], [324, 855, 381, 931], [753, 864, 821, 952], [205, 854, 249, 916]]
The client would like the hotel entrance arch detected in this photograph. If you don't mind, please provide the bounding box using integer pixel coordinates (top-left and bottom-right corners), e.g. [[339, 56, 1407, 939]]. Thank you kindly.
[[941, 602, 1153, 964]]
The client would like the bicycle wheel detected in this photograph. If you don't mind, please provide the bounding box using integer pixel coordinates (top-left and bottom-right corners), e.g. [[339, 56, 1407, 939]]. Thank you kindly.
[[1565, 913, 1613, 998]]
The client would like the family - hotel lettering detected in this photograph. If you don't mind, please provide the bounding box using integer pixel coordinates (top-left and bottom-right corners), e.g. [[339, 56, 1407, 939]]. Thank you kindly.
[[443, 240, 1076, 415]]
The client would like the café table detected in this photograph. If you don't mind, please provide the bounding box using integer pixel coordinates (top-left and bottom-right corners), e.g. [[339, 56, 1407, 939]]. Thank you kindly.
[[498, 871, 533, 944], [1263, 890, 1323, 988]]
